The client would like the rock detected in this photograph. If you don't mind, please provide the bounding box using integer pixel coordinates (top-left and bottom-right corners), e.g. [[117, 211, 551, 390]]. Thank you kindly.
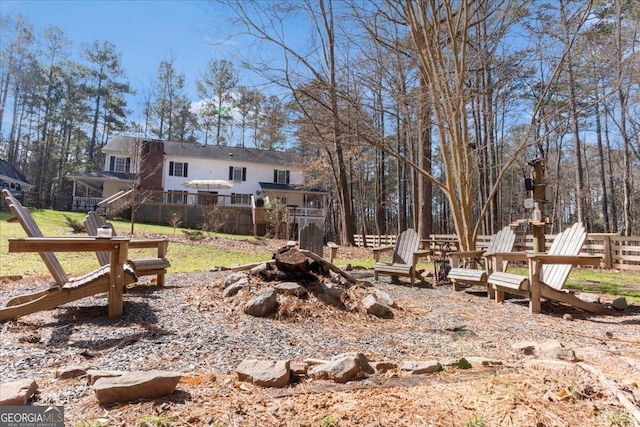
[[93, 370, 182, 404], [441, 357, 472, 369], [362, 294, 393, 318], [537, 340, 576, 362], [373, 289, 397, 308], [290, 361, 310, 378], [222, 280, 249, 297], [400, 360, 442, 375], [612, 297, 628, 311], [578, 293, 601, 304], [331, 352, 375, 374], [310, 354, 371, 383], [0, 379, 38, 405], [465, 356, 503, 367], [321, 282, 345, 300], [86, 370, 127, 385], [512, 341, 539, 355], [371, 361, 398, 374], [275, 282, 308, 298], [223, 273, 248, 289], [245, 288, 278, 317], [236, 359, 290, 388], [57, 366, 88, 380], [563, 313, 574, 321]]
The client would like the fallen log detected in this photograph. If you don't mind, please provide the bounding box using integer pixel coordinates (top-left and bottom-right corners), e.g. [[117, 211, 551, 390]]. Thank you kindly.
[[299, 249, 360, 285]]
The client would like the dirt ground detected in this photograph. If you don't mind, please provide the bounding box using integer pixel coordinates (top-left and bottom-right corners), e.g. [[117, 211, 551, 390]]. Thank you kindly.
[[1, 237, 639, 427]]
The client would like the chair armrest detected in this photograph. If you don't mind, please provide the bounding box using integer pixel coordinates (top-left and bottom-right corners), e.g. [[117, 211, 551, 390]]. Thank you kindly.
[[372, 245, 393, 262], [449, 250, 484, 258], [129, 239, 169, 257], [8, 237, 130, 253], [488, 252, 529, 262], [527, 254, 601, 266], [412, 250, 432, 266]]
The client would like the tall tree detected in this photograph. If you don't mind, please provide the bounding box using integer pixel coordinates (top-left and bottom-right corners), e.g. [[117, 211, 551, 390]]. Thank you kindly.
[[80, 39, 131, 169], [149, 58, 186, 140], [196, 59, 238, 145]]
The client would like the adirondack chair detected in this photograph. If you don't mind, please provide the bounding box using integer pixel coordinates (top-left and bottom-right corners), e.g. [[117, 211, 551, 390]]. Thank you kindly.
[[447, 226, 516, 297], [487, 222, 604, 313], [1, 189, 137, 320], [373, 228, 431, 286], [83, 211, 170, 285]]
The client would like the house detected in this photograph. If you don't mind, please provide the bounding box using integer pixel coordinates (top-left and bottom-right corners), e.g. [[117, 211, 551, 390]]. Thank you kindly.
[[66, 136, 327, 235], [0, 158, 32, 199]]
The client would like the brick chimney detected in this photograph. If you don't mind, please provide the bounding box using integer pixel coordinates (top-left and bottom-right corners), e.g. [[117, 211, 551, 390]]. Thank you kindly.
[[139, 139, 164, 191]]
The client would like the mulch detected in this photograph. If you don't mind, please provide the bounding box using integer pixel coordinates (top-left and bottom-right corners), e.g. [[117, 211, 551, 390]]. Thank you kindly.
[[1, 244, 639, 426]]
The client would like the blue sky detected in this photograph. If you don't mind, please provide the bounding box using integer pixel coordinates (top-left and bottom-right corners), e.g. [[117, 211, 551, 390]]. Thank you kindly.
[[2, 0, 239, 115]]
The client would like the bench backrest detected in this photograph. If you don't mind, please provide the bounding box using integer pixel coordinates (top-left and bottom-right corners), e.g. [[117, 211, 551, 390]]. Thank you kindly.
[[2, 189, 68, 286], [542, 222, 587, 290]]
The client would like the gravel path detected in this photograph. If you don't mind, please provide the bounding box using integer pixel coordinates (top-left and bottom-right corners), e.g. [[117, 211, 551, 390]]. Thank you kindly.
[[2, 270, 639, 383]]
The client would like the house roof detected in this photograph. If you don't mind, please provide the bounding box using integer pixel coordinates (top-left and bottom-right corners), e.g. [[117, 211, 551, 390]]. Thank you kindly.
[[103, 135, 299, 167], [65, 171, 134, 192], [0, 159, 31, 186], [259, 182, 328, 194]]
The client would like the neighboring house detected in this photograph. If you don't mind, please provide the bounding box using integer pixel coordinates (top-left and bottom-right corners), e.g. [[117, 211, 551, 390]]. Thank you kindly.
[[66, 136, 327, 234], [0, 158, 33, 199]]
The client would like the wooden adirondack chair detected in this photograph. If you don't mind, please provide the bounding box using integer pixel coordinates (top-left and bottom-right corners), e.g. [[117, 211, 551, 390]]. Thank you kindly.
[[447, 226, 516, 297], [83, 211, 170, 285], [487, 222, 604, 313], [1, 189, 137, 320], [373, 228, 431, 286]]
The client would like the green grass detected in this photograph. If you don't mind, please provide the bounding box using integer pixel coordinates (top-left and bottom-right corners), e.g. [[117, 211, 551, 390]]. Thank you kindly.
[[0, 210, 277, 277], [1, 209, 639, 301]]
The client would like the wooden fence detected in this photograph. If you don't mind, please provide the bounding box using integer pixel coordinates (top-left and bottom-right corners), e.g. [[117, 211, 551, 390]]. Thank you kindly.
[[354, 232, 640, 272]]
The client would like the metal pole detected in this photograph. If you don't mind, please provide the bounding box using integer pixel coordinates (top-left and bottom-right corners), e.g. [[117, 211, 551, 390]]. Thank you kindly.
[[531, 159, 546, 252]]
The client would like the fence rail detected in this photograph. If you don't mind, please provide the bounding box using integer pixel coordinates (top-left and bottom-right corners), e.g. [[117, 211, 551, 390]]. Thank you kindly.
[[354, 233, 640, 272]]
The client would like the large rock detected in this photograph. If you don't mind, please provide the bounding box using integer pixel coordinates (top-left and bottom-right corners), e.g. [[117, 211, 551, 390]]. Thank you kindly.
[[93, 370, 182, 404], [400, 360, 442, 374], [275, 282, 308, 298], [236, 359, 291, 388], [223, 273, 248, 289], [0, 379, 38, 405], [222, 280, 249, 297], [537, 340, 576, 362], [309, 354, 372, 383], [362, 294, 393, 318], [245, 288, 278, 317]]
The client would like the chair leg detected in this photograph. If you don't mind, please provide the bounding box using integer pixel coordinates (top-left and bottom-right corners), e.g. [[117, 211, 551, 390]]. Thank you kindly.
[[495, 287, 505, 303]]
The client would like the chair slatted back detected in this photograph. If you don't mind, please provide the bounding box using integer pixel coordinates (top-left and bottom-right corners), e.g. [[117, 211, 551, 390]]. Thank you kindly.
[[393, 228, 421, 265], [2, 189, 68, 287], [84, 211, 114, 266], [486, 226, 517, 271], [541, 223, 587, 290]]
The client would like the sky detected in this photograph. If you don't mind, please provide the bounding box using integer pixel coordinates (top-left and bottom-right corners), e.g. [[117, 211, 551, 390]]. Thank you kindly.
[[1, 0, 241, 117]]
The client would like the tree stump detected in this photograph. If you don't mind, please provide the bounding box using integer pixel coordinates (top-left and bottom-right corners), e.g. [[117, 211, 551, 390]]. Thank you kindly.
[[274, 247, 309, 273]]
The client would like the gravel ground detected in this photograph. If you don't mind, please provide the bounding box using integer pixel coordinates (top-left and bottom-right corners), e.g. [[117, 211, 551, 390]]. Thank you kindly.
[[1, 267, 640, 426]]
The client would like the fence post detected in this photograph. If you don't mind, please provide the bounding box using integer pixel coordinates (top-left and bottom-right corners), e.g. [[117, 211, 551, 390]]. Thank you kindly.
[[603, 235, 612, 269]]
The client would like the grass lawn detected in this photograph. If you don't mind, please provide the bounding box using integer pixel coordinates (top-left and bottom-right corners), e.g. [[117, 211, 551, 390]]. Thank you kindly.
[[1, 209, 639, 301]]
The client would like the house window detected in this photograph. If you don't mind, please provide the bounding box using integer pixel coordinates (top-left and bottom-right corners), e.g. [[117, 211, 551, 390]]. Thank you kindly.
[[230, 193, 250, 205], [109, 156, 131, 173], [274, 169, 290, 184], [169, 161, 188, 177], [228, 166, 247, 183]]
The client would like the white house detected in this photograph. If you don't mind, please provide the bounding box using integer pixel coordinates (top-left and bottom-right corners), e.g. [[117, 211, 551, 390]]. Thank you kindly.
[[0, 158, 33, 198], [66, 136, 327, 234]]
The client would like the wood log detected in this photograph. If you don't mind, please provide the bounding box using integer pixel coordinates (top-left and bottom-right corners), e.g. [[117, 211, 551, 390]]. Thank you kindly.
[[299, 249, 360, 285], [274, 247, 309, 273]]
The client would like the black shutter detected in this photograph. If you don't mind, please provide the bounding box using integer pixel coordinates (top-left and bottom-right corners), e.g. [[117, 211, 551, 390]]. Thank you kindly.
[[273, 170, 278, 183], [109, 156, 115, 171], [169, 161, 174, 176], [229, 166, 233, 180], [286, 170, 290, 184], [125, 158, 131, 172], [242, 167, 247, 181], [183, 163, 188, 177]]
